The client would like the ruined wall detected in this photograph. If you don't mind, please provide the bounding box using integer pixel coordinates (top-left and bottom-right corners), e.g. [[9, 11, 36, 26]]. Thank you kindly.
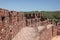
[[0, 8, 10, 40], [0, 8, 25, 40], [57, 22, 60, 35], [18, 12, 59, 40], [0, 8, 59, 40]]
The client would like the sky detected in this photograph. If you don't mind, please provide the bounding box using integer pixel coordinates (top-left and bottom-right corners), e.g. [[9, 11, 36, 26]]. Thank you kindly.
[[0, 0, 60, 11]]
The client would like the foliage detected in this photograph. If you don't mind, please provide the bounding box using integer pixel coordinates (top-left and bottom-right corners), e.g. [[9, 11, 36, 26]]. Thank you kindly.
[[24, 11, 60, 22]]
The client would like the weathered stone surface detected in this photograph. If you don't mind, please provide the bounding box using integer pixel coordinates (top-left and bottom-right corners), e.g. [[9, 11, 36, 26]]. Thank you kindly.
[[0, 8, 59, 40]]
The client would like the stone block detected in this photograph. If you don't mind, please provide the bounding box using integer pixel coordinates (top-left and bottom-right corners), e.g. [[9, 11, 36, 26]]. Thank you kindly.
[[0, 8, 9, 17]]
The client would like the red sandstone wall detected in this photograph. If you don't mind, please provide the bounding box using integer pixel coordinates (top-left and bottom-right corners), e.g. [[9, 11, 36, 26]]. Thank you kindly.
[[57, 22, 60, 35], [0, 9, 10, 40], [0, 8, 58, 40], [0, 8, 25, 40]]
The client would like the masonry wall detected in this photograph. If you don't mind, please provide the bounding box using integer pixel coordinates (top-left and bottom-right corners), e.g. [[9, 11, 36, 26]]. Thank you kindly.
[[0, 8, 59, 40], [57, 22, 60, 35], [0, 8, 25, 40], [0, 8, 10, 40]]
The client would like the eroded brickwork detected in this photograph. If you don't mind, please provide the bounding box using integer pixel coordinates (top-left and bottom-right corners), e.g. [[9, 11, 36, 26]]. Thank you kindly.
[[0, 8, 59, 40], [0, 8, 25, 40]]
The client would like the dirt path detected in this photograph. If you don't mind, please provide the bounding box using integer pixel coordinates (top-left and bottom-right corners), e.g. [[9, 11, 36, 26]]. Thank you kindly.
[[51, 36, 60, 40], [12, 26, 60, 40], [12, 27, 39, 40]]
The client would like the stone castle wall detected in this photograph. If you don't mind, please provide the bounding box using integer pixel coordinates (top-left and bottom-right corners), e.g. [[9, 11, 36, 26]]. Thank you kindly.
[[0, 8, 25, 40], [0, 8, 60, 40]]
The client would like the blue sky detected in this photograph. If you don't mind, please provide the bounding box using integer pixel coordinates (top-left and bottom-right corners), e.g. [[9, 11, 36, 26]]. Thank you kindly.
[[0, 0, 60, 11]]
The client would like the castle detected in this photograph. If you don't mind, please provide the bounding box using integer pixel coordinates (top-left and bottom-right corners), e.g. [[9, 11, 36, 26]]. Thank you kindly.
[[0, 8, 60, 40]]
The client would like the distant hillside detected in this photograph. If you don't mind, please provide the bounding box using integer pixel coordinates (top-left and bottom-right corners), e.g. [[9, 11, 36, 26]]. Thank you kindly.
[[24, 11, 60, 22], [42, 11, 60, 22]]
